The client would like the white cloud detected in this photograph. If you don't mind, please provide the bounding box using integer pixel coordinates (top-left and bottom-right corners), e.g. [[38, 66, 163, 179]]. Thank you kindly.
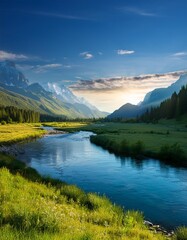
[[173, 52, 187, 57], [35, 63, 63, 73], [31, 11, 90, 21], [80, 52, 93, 59], [119, 7, 156, 17], [117, 49, 135, 55], [0, 50, 28, 61], [16, 64, 34, 71]]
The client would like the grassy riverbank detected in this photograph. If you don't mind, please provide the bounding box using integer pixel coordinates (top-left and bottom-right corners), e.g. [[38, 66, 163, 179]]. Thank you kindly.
[[0, 123, 45, 145], [0, 153, 168, 240], [48, 120, 187, 166]]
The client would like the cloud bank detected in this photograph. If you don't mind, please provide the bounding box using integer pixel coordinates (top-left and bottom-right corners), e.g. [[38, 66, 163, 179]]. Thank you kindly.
[[70, 71, 186, 91]]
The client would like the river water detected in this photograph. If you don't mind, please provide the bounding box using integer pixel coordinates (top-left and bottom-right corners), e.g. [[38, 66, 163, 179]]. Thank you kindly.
[[17, 130, 187, 229]]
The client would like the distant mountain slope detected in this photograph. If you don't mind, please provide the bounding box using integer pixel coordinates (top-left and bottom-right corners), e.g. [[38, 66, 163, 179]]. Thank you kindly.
[[107, 103, 144, 119], [107, 73, 187, 119], [0, 61, 106, 119], [141, 74, 187, 107]]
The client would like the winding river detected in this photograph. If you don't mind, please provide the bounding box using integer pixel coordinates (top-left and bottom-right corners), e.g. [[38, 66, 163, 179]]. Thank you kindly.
[[17, 130, 187, 229]]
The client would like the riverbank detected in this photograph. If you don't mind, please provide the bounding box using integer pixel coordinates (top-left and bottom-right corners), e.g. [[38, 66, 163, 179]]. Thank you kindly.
[[46, 121, 187, 167], [0, 123, 66, 155], [0, 152, 174, 240]]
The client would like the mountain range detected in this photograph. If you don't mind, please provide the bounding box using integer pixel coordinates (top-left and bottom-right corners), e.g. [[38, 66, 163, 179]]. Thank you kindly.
[[0, 61, 107, 119], [108, 73, 187, 119]]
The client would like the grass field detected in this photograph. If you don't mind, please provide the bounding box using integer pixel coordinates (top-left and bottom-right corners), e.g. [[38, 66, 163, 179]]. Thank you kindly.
[[47, 120, 187, 166], [0, 123, 45, 145], [0, 153, 168, 240], [43, 121, 89, 131]]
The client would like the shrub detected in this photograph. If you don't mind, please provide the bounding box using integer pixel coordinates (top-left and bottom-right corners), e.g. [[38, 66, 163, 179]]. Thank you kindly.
[[159, 143, 185, 164], [1, 121, 6, 125], [174, 227, 187, 240]]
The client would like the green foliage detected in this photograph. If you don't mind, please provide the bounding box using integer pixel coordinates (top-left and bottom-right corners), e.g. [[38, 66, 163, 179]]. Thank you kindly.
[[131, 140, 145, 158], [91, 136, 145, 159], [1, 120, 6, 125], [174, 227, 187, 240], [159, 143, 186, 164]]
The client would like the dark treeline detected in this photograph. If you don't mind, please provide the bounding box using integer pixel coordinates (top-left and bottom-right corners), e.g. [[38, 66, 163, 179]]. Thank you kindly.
[[40, 114, 104, 122], [40, 114, 67, 122], [0, 106, 40, 123], [139, 85, 187, 122]]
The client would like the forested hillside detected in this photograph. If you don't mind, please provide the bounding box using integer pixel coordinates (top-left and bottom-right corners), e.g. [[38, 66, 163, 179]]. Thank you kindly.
[[139, 85, 187, 122], [0, 106, 40, 123]]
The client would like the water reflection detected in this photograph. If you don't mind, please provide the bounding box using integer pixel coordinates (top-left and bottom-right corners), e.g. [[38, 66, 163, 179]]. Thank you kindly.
[[18, 131, 187, 229]]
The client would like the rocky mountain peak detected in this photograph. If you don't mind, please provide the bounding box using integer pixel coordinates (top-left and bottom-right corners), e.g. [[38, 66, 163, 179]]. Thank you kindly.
[[0, 60, 29, 88]]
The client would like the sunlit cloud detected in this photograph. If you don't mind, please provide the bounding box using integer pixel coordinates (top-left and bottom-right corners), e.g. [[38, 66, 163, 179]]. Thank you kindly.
[[70, 71, 186, 91], [0, 50, 28, 61], [80, 52, 93, 59], [117, 49, 135, 55]]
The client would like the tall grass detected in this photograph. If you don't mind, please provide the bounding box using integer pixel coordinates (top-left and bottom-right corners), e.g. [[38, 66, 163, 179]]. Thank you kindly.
[[90, 135, 146, 159], [174, 227, 187, 240], [0, 123, 45, 145]]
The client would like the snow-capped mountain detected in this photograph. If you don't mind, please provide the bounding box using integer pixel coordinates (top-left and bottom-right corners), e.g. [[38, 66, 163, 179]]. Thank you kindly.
[[47, 82, 100, 111], [47, 82, 81, 104], [0, 61, 29, 88]]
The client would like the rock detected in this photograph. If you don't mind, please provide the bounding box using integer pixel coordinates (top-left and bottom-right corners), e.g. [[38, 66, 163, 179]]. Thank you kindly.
[[144, 220, 153, 227]]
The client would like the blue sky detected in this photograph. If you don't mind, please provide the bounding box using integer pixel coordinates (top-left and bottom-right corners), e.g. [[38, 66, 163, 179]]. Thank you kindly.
[[0, 0, 187, 111]]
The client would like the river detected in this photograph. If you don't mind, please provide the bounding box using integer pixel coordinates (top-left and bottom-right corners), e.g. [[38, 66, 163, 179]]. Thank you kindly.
[[17, 130, 187, 230]]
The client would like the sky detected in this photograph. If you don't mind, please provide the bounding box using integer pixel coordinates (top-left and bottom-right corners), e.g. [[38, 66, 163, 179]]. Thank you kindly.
[[0, 0, 187, 112]]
